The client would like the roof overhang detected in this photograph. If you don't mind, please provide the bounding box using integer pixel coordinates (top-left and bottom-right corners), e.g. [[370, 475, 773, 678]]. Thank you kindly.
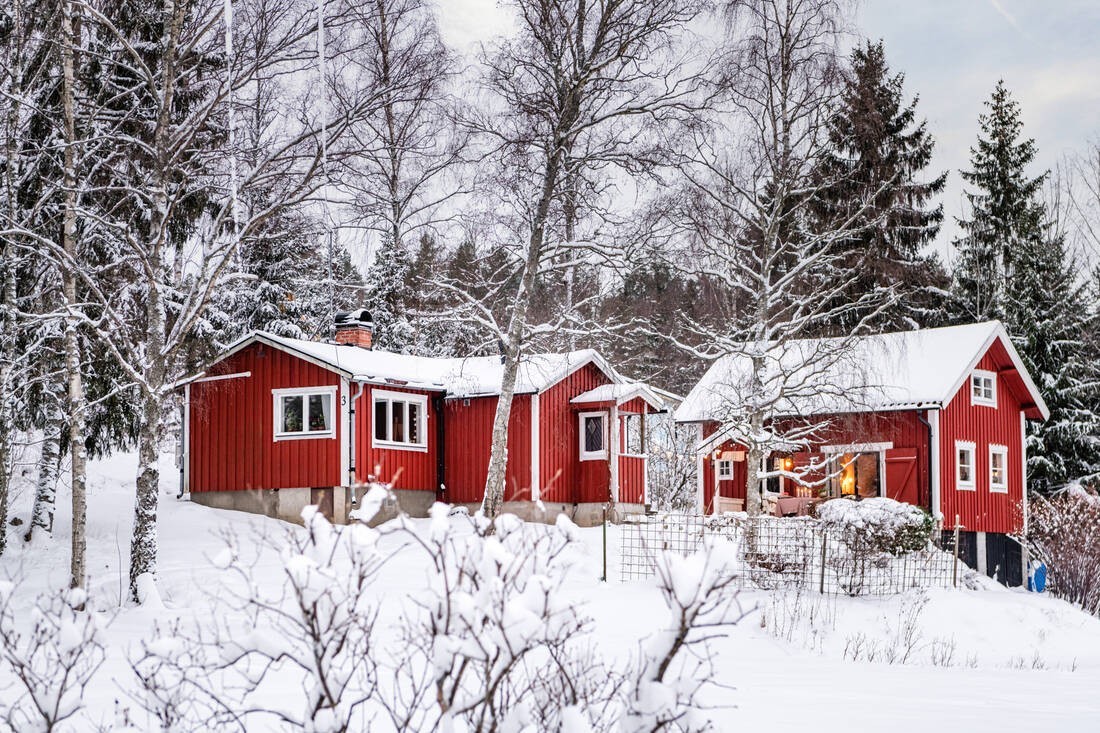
[[944, 325, 1050, 421], [570, 382, 667, 411]]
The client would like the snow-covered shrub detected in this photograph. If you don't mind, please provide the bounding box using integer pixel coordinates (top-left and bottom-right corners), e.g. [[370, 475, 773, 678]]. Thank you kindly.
[[207, 507, 385, 732], [0, 584, 105, 732], [1028, 487, 1100, 614], [816, 497, 933, 555]]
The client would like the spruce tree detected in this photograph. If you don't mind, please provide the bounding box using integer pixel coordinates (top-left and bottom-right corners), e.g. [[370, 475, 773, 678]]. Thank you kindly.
[[362, 237, 415, 352], [816, 40, 948, 331], [953, 80, 1046, 320], [1006, 227, 1100, 492]]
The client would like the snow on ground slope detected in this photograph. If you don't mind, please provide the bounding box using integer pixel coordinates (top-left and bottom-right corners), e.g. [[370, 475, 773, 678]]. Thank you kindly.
[[2, 451, 1100, 731]]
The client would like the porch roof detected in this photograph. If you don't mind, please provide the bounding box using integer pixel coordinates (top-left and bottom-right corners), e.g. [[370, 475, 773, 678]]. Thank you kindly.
[[570, 382, 666, 411]]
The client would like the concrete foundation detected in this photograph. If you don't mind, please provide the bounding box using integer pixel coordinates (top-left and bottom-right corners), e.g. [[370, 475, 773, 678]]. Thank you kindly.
[[454, 501, 645, 527], [190, 486, 354, 526]]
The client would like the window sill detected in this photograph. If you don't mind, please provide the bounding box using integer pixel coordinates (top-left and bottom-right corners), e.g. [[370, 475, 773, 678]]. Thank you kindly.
[[580, 452, 608, 462], [274, 431, 335, 442], [972, 399, 997, 408], [372, 440, 428, 453], [956, 483, 976, 491], [990, 486, 1009, 494]]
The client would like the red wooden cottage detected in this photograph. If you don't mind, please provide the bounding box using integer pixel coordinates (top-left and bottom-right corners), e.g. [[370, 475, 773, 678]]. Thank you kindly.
[[674, 321, 1049, 585], [181, 311, 665, 526]]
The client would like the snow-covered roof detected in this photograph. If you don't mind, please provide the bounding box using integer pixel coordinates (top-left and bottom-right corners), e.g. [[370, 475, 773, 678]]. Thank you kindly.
[[570, 382, 666, 410], [213, 331, 624, 398], [674, 321, 1049, 423]]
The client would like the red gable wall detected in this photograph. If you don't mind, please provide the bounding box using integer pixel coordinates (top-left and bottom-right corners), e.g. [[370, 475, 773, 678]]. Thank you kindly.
[[539, 362, 615, 504], [188, 343, 342, 492], [939, 344, 1026, 534]]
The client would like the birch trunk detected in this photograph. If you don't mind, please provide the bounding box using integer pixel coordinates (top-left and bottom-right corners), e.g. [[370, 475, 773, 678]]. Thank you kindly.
[[481, 146, 567, 519], [61, 0, 89, 590], [26, 389, 63, 541]]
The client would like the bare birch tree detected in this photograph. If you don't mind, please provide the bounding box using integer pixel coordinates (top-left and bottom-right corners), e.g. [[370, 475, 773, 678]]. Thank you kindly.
[[665, 0, 895, 515], [472, 0, 705, 519]]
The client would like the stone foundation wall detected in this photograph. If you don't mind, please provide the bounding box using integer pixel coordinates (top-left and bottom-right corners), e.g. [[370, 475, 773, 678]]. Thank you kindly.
[[190, 486, 353, 525]]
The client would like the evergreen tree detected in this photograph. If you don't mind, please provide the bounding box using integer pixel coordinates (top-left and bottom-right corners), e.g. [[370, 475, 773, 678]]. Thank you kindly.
[[362, 237, 414, 352], [816, 40, 948, 331], [1006, 226, 1100, 492], [952, 81, 1046, 320]]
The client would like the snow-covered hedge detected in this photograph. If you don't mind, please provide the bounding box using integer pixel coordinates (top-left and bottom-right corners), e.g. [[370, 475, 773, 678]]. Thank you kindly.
[[816, 497, 934, 555]]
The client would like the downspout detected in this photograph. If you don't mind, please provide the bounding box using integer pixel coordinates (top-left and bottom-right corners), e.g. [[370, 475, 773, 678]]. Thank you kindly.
[[349, 381, 365, 505], [435, 395, 446, 502], [178, 383, 190, 498], [917, 407, 942, 524]]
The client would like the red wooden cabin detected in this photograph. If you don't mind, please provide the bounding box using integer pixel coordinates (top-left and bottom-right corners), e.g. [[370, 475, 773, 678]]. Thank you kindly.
[[674, 322, 1049, 585], [181, 311, 665, 526]]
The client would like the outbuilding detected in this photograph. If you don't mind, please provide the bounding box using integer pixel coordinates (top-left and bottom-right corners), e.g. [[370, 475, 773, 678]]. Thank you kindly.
[[674, 321, 1049, 585]]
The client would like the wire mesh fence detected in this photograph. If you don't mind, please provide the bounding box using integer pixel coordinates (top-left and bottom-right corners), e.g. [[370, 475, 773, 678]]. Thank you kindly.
[[620, 513, 961, 596]]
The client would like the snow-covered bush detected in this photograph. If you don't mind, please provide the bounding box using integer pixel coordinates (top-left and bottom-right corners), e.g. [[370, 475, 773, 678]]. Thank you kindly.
[[1028, 487, 1100, 615], [816, 497, 933, 555], [0, 584, 105, 732]]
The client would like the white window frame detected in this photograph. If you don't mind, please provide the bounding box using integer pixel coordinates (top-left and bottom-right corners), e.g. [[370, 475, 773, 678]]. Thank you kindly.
[[955, 440, 976, 490], [989, 443, 1009, 493], [715, 459, 733, 480], [371, 389, 429, 452], [272, 386, 337, 441], [579, 411, 608, 461], [971, 370, 997, 407]]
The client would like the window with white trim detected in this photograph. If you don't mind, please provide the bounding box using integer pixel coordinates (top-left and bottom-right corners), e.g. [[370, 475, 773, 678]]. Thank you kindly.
[[372, 389, 428, 450], [955, 441, 976, 490], [579, 412, 607, 460], [716, 459, 733, 480], [273, 387, 335, 440], [971, 370, 997, 407], [989, 444, 1009, 493]]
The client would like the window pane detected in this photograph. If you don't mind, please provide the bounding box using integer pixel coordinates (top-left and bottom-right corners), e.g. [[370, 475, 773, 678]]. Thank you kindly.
[[392, 401, 406, 443], [624, 414, 643, 455], [308, 394, 331, 432], [374, 400, 387, 441], [958, 449, 972, 482], [992, 452, 1004, 484], [282, 396, 303, 433], [584, 416, 604, 453], [408, 402, 421, 444]]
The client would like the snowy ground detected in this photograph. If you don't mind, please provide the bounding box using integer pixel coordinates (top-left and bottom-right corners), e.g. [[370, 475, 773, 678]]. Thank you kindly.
[[3, 450, 1100, 731]]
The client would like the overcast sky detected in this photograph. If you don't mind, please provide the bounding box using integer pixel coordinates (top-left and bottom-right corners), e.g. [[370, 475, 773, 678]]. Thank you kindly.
[[436, 0, 1100, 263]]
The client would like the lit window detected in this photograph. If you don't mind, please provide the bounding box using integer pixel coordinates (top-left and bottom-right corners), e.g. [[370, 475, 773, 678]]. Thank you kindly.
[[373, 390, 428, 449], [971, 370, 997, 407], [579, 412, 607, 460], [956, 441, 976, 489], [990, 444, 1008, 493], [716, 459, 733, 480], [273, 387, 335, 439]]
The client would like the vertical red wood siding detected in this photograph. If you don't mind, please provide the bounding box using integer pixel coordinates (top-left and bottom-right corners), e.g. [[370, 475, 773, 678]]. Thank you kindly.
[[939, 346, 1026, 534], [696, 410, 930, 513], [354, 384, 443, 493], [539, 363, 614, 504], [441, 395, 532, 504], [189, 343, 342, 491], [618, 456, 646, 503]]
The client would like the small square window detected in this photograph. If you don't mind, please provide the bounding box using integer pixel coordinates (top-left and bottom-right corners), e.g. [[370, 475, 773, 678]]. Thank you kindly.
[[716, 459, 733, 480], [990, 444, 1008, 493], [579, 412, 607, 460], [971, 371, 997, 407], [956, 441, 976, 490], [274, 388, 335, 440]]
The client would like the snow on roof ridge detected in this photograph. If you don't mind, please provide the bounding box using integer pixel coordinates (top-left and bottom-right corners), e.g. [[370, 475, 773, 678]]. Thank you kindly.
[[672, 320, 1036, 423]]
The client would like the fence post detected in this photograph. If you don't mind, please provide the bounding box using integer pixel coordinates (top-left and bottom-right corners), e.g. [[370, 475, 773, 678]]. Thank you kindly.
[[819, 528, 827, 594], [601, 505, 608, 583], [952, 517, 960, 589]]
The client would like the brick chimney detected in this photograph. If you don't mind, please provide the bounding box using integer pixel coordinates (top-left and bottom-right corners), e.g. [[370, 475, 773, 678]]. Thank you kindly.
[[334, 309, 373, 349]]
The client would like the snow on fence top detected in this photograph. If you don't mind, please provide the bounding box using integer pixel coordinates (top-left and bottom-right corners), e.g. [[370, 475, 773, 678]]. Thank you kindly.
[[674, 320, 1048, 422]]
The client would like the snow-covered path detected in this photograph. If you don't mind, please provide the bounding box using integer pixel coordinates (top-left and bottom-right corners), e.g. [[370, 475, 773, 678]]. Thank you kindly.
[[2, 451, 1099, 731]]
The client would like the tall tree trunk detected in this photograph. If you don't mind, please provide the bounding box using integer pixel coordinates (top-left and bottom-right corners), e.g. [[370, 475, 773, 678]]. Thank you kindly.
[[61, 0, 88, 590], [129, 387, 163, 601], [481, 145, 566, 519], [26, 386, 63, 541]]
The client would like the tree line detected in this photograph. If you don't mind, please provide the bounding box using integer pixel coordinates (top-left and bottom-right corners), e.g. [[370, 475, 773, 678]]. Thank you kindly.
[[1, 0, 1099, 600]]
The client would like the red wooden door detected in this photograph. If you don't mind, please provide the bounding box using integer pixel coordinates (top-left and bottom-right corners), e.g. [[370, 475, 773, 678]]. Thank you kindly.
[[884, 448, 919, 506]]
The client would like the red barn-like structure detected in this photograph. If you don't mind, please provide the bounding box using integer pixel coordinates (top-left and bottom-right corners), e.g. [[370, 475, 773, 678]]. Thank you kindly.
[[181, 311, 665, 526], [674, 321, 1049, 585]]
